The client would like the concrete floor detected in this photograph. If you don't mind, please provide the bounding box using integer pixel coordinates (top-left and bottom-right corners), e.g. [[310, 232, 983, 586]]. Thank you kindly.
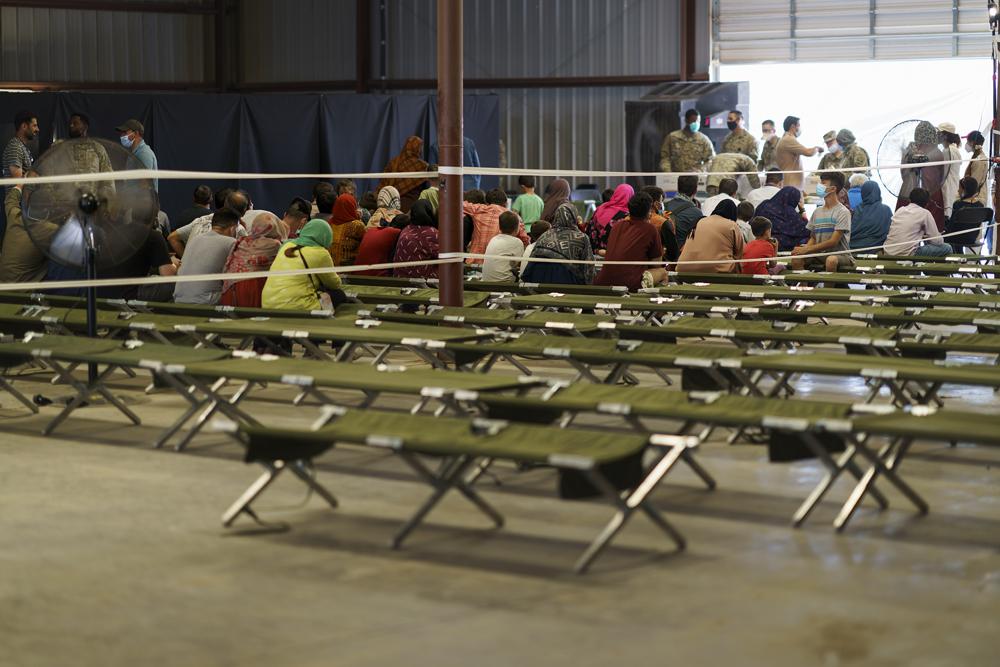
[[1, 342, 999, 666]]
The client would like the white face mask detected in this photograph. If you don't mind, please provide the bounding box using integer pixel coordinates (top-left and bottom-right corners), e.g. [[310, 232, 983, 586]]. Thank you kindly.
[[966, 143, 976, 153]]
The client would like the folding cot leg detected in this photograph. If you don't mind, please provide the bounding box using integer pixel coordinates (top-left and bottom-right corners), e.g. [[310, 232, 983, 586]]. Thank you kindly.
[[222, 461, 285, 527], [792, 433, 890, 528], [369, 344, 393, 366], [0, 375, 39, 413], [573, 446, 687, 575], [153, 375, 224, 449], [288, 460, 339, 509], [334, 342, 359, 363], [651, 367, 674, 386], [477, 353, 500, 374], [42, 363, 141, 436], [463, 456, 496, 487], [502, 354, 534, 376], [833, 437, 927, 531], [390, 453, 504, 549], [912, 381, 944, 407], [679, 450, 716, 490], [174, 379, 259, 452]]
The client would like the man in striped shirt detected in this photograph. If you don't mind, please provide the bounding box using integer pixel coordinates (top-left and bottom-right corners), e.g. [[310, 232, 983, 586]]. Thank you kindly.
[[2, 110, 37, 191]]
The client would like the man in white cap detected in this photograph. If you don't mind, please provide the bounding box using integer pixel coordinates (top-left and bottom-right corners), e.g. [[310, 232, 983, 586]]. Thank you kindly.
[[938, 122, 962, 219]]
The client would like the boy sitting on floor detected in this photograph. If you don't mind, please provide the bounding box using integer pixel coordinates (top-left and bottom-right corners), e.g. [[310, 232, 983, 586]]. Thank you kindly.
[[741, 216, 784, 275], [482, 211, 527, 282]]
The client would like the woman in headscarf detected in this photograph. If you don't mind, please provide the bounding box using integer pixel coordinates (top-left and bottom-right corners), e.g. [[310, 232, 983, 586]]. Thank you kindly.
[[585, 183, 633, 254], [393, 200, 440, 279], [676, 200, 746, 275], [219, 212, 286, 308], [539, 178, 571, 222], [367, 186, 403, 229], [754, 186, 809, 251], [522, 203, 596, 285], [262, 219, 343, 311], [898, 120, 946, 230], [378, 135, 430, 212], [849, 181, 893, 250], [418, 186, 440, 215], [328, 194, 367, 266], [712, 199, 739, 222]]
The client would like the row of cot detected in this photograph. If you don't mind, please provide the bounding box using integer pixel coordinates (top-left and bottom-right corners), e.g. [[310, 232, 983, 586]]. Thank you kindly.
[[1, 278, 997, 569], [1, 329, 998, 573]]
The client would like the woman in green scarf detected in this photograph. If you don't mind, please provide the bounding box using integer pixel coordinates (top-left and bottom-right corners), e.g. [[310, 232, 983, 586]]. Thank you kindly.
[[261, 219, 343, 310]]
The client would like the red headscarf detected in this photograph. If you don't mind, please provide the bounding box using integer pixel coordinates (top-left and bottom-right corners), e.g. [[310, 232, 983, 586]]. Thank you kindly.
[[330, 194, 359, 226], [592, 184, 634, 231]]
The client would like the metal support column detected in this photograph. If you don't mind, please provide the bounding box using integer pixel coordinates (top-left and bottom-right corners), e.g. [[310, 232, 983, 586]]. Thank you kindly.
[[437, 0, 464, 307]]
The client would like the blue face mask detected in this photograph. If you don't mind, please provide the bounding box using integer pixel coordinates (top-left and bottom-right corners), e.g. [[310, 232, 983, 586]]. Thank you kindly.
[[688, 122, 700, 133], [120, 135, 133, 149], [815, 183, 828, 198]]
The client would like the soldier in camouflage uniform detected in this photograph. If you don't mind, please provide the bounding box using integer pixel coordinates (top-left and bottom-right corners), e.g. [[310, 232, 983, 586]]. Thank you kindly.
[[66, 112, 114, 195], [759, 119, 779, 170], [817, 130, 844, 176], [705, 153, 761, 195], [660, 109, 715, 173], [836, 128, 870, 177], [721, 110, 759, 164]]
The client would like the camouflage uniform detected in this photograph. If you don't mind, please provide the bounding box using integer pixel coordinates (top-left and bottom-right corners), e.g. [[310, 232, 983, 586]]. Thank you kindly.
[[69, 138, 115, 196], [840, 143, 870, 177], [659, 129, 715, 173], [706, 153, 761, 193], [721, 130, 759, 164], [759, 136, 779, 170], [817, 151, 844, 176]]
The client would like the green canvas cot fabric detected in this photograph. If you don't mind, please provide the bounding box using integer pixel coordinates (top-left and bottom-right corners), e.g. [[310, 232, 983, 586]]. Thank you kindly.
[[856, 253, 993, 264], [179, 317, 490, 345], [619, 316, 896, 345], [61, 309, 208, 334], [345, 306, 519, 328], [0, 335, 122, 360], [494, 383, 854, 427], [242, 409, 648, 465], [445, 334, 744, 367], [464, 281, 628, 297], [341, 284, 490, 308], [80, 343, 232, 366], [897, 332, 1000, 354], [852, 410, 1000, 446], [735, 351, 1000, 387], [180, 356, 540, 394], [853, 259, 1000, 277]]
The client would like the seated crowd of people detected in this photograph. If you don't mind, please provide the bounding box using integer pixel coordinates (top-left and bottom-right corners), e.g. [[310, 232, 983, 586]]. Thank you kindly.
[[0, 149, 989, 308]]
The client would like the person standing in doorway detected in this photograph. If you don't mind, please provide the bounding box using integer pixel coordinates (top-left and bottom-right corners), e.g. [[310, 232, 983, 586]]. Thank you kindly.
[[660, 109, 715, 174]]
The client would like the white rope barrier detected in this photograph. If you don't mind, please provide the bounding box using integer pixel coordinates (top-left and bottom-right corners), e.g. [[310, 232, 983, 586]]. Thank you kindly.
[[0, 217, 996, 294], [0, 158, 989, 188], [0, 161, 995, 292], [0, 257, 464, 293]]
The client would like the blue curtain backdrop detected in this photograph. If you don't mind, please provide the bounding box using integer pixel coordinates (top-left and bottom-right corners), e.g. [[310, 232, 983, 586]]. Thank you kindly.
[[0, 91, 499, 233]]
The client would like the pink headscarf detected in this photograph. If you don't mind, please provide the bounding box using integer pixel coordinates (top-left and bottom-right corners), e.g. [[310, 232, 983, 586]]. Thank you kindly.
[[592, 184, 634, 230]]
